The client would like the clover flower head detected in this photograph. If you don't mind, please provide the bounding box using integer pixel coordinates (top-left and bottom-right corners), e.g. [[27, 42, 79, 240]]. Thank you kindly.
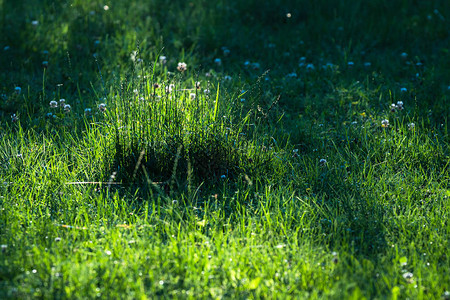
[[195, 81, 201, 89], [15, 87, 21, 95], [59, 98, 66, 106], [42, 61, 48, 68], [49, 100, 58, 108], [177, 62, 187, 72], [159, 56, 167, 64], [396, 101, 404, 110], [408, 123, 415, 130], [381, 119, 390, 128], [31, 20, 39, 26], [390, 103, 397, 112], [306, 63, 315, 70], [400, 87, 407, 93], [11, 114, 19, 122], [84, 108, 92, 116], [64, 104, 71, 113], [319, 158, 327, 165], [214, 58, 222, 66], [190, 93, 196, 100], [98, 103, 106, 112]]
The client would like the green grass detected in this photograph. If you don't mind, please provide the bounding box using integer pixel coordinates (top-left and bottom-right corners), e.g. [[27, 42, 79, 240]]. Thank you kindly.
[[1, 0, 449, 298]]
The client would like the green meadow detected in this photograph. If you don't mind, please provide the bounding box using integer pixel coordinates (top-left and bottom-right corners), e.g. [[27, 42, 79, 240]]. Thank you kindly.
[[0, 0, 449, 298]]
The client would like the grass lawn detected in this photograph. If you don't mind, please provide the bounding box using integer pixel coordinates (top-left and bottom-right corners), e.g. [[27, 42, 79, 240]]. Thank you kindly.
[[1, 0, 449, 298]]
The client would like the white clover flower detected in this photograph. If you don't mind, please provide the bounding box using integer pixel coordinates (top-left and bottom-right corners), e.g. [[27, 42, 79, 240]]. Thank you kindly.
[[46, 112, 53, 118], [396, 101, 404, 110], [221, 175, 226, 179], [306, 63, 315, 70], [84, 108, 92, 116], [189, 93, 196, 100], [11, 114, 19, 122], [64, 104, 71, 113], [49, 100, 58, 108], [55, 237, 61, 242], [347, 61, 355, 67], [251, 62, 260, 70], [103, 5, 109, 10], [159, 55, 167, 64], [59, 98, 66, 106], [381, 119, 390, 128], [177, 62, 187, 72], [319, 158, 327, 165], [31, 20, 39, 26], [15, 87, 21, 95], [390, 103, 397, 112], [195, 81, 201, 89], [166, 84, 175, 93], [98, 103, 106, 112], [400, 87, 407, 93], [203, 89, 210, 94], [408, 122, 415, 130], [214, 58, 222, 66]]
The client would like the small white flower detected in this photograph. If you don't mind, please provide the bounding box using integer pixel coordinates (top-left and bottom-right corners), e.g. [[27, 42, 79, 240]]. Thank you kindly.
[[31, 20, 39, 26], [306, 63, 315, 70], [408, 122, 415, 130], [319, 158, 327, 165], [390, 103, 397, 112], [103, 5, 109, 11], [177, 62, 187, 72], [159, 55, 167, 64], [381, 119, 390, 128], [214, 58, 222, 66], [189, 93, 196, 100], [46, 112, 53, 118], [396, 101, 404, 110], [15, 87, 21, 95], [11, 114, 19, 122], [59, 98, 66, 106], [401, 52, 408, 59], [64, 104, 71, 113], [172, 200, 178, 205], [244, 60, 251, 67], [347, 61, 355, 67], [221, 175, 226, 179], [84, 108, 92, 116], [166, 84, 175, 93], [195, 81, 201, 89], [55, 237, 61, 242], [203, 89, 210, 94], [224, 75, 232, 81], [98, 103, 106, 112], [49, 100, 58, 108], [251, 62, 260, 70], [400, 87, 407, 93]]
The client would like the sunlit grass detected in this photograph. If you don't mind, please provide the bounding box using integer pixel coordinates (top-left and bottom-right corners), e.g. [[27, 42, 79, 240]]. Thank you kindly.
[[1, 0, 449, 298]]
